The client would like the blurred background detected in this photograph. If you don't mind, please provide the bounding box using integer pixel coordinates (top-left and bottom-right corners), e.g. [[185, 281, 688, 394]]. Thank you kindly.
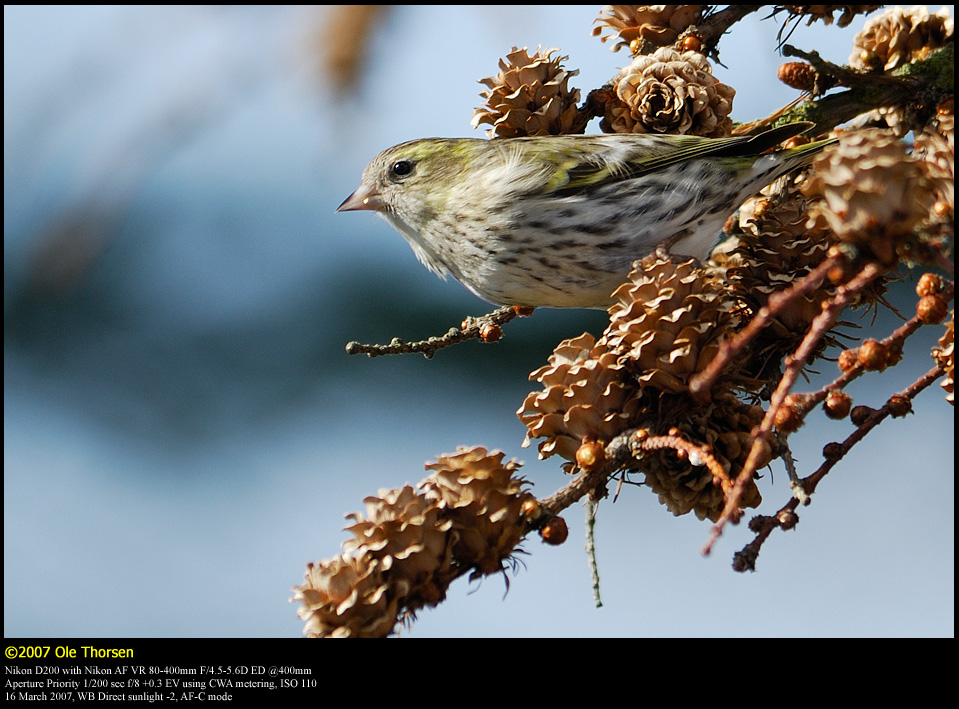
[[4, 5, 953, 638]]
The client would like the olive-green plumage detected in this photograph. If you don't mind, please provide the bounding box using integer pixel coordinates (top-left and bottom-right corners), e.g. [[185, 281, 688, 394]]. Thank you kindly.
[[338, 124, 834, 308]]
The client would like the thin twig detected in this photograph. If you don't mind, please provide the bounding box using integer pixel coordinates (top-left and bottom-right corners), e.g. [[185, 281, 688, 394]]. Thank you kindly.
[[633, 432, 735, 496], [703, 261, 884, 555], [585, 497, 603, 608], [733, 365, 945, 570], [779, 438, 809, 505], [790, 277, 953, 420], [534, 428, 731, 522], [345, 305, 527, 358]]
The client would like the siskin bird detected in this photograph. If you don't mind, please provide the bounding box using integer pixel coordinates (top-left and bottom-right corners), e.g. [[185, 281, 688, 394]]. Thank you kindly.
[[337, 124, 834, 308]]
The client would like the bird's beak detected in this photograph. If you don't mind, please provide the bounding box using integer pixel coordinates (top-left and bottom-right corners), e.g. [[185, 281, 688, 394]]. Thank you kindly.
[[336, 184, 382, 212]]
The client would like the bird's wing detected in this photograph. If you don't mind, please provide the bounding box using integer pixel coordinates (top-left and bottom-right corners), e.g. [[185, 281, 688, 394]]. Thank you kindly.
[[552, 123, 814, 195]]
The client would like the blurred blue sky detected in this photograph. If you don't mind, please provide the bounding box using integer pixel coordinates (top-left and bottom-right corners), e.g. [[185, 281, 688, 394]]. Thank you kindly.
[[4, 5, 953, 638]]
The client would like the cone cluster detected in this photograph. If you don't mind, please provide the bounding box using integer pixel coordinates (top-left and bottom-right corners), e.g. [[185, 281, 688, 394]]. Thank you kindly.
[[802, 128, 936, 265], [293, 447, 534, 637], [642, 392, 767, 520], [724, 186, 835, 335], [592, 5, 705, 54], [471, 46, 582, 138], [605, 256, 736, 393], [519, 333, 641, 462], [850, 5, 954, 72], [600, 47, 734, 136], [518, 254, 766, 520]]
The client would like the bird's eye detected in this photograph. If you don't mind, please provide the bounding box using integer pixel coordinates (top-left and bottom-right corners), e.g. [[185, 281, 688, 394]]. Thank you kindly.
[[390, 160, 414, 179]]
